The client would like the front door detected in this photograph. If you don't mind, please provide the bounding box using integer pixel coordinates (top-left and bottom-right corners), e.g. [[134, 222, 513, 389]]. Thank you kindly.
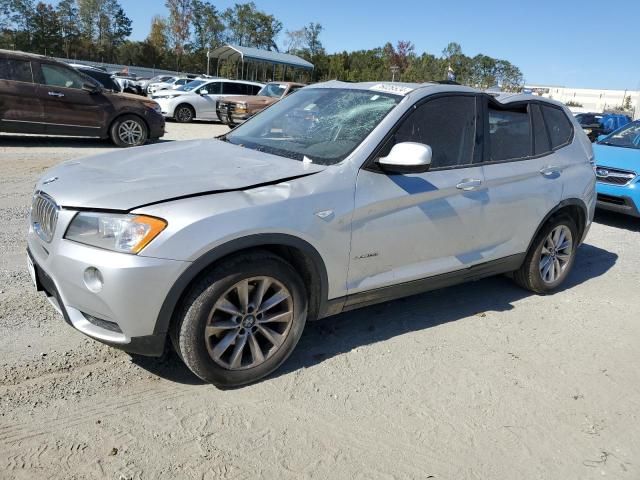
[[349, 94, 490, 295], [35, 62, 107, 136], [193, 82, 222, 119]]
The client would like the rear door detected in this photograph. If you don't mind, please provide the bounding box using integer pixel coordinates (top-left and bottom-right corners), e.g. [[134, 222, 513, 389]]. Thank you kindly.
[[34, 62, 108, 136], [0, 55, 44, 133], [479, 99, 564, 259]]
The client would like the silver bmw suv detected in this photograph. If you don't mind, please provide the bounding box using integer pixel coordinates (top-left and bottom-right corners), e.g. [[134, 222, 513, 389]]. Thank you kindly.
[[27, 81, 596, 387]]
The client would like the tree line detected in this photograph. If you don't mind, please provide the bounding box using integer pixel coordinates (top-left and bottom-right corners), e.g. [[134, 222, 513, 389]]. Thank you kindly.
[[0, 0, 523, 90]]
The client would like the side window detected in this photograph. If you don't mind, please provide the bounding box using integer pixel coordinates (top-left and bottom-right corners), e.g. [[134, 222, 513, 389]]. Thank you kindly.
[[488, 103, 532, 161], [199, 82, 220, 95], [389, 96, 477, 169], [222, 82, 245, 95], [531, 104, 551, 156], [287, 86, 302, 96], [41, 63, 86, 89], [0, 58, 34, 83], [541, 105, 573, 148], [250, 84, 262, 95]]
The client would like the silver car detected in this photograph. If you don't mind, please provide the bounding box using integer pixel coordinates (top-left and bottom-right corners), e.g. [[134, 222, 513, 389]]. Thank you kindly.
[[27, 82, 596, 387]]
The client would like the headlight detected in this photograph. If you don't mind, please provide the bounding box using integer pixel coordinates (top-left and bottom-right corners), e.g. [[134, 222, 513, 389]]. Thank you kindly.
[[65, 213, 167, 254], [158, 95, 178, 100], [236, 102, 248, 112]]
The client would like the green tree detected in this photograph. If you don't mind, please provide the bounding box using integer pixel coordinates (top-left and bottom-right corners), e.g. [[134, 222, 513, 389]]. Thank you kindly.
[[29, 2, 60, 55], [56, 0, 80, 58], [190, 0, 224, 52], [223, 2, 281, 50], [165, 0, 192, 70]]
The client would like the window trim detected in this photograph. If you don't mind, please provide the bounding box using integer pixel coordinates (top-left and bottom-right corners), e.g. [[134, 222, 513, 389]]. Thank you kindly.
[[362, 92, 483, 173]]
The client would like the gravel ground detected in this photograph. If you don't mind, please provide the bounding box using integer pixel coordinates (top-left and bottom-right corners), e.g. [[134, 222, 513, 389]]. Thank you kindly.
[[1, 123, 639, 479]]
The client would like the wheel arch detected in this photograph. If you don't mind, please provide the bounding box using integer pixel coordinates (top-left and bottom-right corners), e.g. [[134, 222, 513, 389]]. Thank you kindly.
[[154, 233, 330, 337], [174, 102, 196, 120], [526, 198, 589, 255]]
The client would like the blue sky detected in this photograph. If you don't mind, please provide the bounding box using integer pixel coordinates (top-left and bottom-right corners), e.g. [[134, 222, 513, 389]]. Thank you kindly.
[[122, 0, 640, 90]]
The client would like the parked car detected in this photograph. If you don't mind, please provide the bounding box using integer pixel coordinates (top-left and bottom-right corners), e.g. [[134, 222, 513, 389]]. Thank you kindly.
[[593, 120, 640, 217], [0, 50, 165, 146], [27, 81, 595, 387], [575, 112, 605, 142], [67, 63, 122, 93], [217, 81, 305, 127], [138, 75, 174, 94], [575, 112, 631, 142], [147, 76, 191, 95], [151, 78, 263, 122]]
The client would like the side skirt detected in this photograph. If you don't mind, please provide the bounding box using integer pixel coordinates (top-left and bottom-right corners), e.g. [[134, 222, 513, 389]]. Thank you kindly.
[[323, 253, 525, 316]]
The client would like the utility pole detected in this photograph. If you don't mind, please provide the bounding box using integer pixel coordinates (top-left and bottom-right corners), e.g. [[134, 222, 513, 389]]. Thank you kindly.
[[390, 65, 399, 82], [206, 49, 210, 76]]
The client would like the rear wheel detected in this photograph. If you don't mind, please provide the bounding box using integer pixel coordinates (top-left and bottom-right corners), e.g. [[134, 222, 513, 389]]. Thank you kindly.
[[174, 104, 195, 123], [110, 115, 148, 147], [171, 252, 308, 387], [513, 215, 578, 293]]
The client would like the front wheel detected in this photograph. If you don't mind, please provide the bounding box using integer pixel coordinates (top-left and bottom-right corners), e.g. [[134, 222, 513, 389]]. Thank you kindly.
[[174, 104, 195, 123], [171, 252, 308, 387], [513, 215, 578, 294], [110, 115, 148, 147]]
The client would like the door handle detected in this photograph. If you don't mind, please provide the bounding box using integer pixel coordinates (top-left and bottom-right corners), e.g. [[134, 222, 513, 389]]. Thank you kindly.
[[539, 165, 562, 176], [456, 179, 482, 191], [47, 91, 65, 97]]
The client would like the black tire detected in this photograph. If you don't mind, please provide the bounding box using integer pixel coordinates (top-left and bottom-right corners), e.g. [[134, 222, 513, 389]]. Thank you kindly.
[[171, 252, 308, 387], [513, 215, 579, 294], [174, 104, 195, 123], [110, 114, 148, 147]]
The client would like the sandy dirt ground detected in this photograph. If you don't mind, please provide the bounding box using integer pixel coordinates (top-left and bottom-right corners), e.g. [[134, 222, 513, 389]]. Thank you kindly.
[[1, 122, 639, 479]]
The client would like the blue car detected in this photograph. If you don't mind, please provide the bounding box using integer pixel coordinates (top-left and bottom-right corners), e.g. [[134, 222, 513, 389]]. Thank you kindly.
[[594, 120, 640, 217]]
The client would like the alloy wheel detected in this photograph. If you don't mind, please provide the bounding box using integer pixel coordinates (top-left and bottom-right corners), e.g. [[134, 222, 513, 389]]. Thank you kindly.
[[205, 276, 294, 370], [118, 119, 144, 145], [539, 225, 573, 284]]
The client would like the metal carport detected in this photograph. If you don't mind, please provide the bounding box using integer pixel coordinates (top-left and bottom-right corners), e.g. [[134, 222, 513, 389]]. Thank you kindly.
[[208, 45, 314, 82]]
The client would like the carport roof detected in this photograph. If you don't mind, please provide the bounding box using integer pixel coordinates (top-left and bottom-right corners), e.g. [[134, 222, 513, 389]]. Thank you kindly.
[[209, 45, 314, 70]]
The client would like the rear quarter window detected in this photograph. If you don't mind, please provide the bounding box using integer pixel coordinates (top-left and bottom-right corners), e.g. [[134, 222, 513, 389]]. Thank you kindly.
[[0, 58, 33, 83], [488, 104, 532, 161], [541, 105, 573, 148]]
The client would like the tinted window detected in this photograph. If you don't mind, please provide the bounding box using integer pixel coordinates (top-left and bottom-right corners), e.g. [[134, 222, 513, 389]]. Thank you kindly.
[[488, 104, 531, 161], [41, 63, 86, 89], [542, 105, 573, 148], [78, 69, 117, 91], [0, 58, 33, 83], [222, 82, 247, 95], [390, 96, 477, 169], [532, 104, 551, 155], [250, 84, 262, 95]]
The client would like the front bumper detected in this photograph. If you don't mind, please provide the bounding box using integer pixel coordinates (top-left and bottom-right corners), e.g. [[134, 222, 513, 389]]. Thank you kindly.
[[596, 181, 640, 217], [27, 208, 190, 356]]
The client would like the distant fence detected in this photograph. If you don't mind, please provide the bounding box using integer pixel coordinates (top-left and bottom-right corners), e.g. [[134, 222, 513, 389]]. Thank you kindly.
[[53, 57, 196, 79]]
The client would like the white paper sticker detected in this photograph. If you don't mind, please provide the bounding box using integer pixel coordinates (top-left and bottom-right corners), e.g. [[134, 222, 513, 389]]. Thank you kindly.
[[369, 83, 414, 96]]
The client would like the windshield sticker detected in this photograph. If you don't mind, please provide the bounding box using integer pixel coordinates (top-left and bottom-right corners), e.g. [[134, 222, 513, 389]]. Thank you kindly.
[[369, 84, 413, 96]]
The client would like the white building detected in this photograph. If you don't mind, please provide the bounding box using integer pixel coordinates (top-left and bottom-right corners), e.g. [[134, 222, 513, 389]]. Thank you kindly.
[[525, 84, 639, 118]]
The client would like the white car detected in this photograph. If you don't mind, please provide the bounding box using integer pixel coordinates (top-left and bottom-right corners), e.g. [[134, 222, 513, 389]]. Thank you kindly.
[[147, 77, 192, 95], [151, 79, 263, 122], [151, 78, 264, 123]]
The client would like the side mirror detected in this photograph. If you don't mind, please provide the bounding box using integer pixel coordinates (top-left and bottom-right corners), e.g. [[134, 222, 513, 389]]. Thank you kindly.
[[377, 142, 432, 174], [82, 82, 100, 94], [597, 134, 607, 142], [199, 89, 209, 95]]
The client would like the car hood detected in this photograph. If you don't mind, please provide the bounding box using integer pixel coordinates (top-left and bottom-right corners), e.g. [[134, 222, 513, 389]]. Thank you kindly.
[[221, 95, 278, 107], [36, 139, 326, 211], [593, 143, 640, 172]]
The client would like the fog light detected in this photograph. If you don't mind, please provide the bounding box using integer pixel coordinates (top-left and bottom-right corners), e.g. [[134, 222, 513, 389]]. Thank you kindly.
[[84, 267, 104, 293]]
